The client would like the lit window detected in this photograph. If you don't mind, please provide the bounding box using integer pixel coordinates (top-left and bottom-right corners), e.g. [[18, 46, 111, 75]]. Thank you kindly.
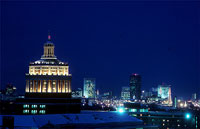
[[130, 109, 137, 112], [23, 104, 29, 108], [31, 110, 37, 114], [31, 105, 37, 108], [23, 110, 29, 114], [39, 110, 46, 114], [40, 105, 46, 108]]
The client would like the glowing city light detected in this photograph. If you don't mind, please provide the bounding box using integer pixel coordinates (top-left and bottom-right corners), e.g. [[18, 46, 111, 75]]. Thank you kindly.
[[185, 113, 191, 119], [117, 107, 125, 113]]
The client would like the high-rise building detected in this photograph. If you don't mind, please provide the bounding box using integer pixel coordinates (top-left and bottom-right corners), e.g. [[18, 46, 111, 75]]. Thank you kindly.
[[157, 83, 172, 105], [129, 73, 141, 100], [192, 93, 197, 101], [121, 87, 130, 100], [25, 34, 71, 94], [173, 96, 178, 108], [15, 34, 80, 114], [83, 78, 96, 98]]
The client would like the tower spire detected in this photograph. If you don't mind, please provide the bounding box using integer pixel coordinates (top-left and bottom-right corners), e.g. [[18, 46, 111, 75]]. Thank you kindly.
[[48, 32, 51, 41]]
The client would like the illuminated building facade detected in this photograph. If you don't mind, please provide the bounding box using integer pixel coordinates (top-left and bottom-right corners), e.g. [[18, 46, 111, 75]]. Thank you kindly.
[[83, 78, 96, 98], [130, 74, 141, 100], [121, 87, 130, 100], [157, 83, 172, 105], [25, 35, 71, 94], [15, 34, 80, 114]]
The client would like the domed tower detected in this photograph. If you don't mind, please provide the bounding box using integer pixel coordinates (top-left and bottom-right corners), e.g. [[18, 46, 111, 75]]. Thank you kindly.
[[25, 34, 71, 95], [16, 34, 80, 115]]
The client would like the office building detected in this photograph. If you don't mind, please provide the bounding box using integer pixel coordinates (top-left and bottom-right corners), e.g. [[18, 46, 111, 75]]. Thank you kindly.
[[121, 87, 130, 100], [157, 83, 172, 105], [192, 93, 197, 101], [83, 78, 96, 98], [130, 73, 141, 100]]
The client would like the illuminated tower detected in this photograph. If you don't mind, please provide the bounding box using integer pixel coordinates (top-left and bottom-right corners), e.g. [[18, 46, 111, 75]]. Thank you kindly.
[[129, 73, 141, 100], [157, 83, 172, 106], [121, 87, 130, 100], [83, 78, 96, 98], [25, 34, 72, 95], [15, 34, 80, 115]]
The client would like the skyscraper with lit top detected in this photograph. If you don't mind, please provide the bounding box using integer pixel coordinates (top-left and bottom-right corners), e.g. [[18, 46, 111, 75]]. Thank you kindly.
[[157, 83, 172, 106], [25, 34, 71, 95], [15, 34, 80, 114], [129, 73, 141, 100]]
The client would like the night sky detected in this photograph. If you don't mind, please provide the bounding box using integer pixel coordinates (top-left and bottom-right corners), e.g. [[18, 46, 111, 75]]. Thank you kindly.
[[1, 1, 200, 99]]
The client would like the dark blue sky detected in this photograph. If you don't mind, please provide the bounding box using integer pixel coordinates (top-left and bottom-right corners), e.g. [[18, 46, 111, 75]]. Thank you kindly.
[[1, 1, 200, 99]]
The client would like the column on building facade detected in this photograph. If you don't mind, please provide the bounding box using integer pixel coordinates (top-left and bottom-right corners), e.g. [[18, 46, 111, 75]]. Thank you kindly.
[[30, 80, 33, 92], [38, 80, 41, 92], [50, 80, 52, 93], [60, 80, 62, 93], [32, 80, 34, 92], [35, 80, 37, 92], [65, 80, 68, 93], [56, 80, 58, 93], [26, 80, 29, 92], [62, 80, 65, 93], [41, 80, 44, 93], [69, 80, 71, 92], [67, 80, 69, 93], [58, 80, 61, 93], [36, 80, 38, 92], [52, 80, 56, 93], [33, 80, 35, 92], [47, 80, 51, 93], [47, 80, 49, 93], [45, 80, 48, 93]]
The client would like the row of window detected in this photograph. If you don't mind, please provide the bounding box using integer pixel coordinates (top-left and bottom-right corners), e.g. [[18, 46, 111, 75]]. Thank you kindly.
[[23, 104, 46, 109], [23, 110, 46, 114], [129, 108, 148, 113], [30, 67, 67, 69]]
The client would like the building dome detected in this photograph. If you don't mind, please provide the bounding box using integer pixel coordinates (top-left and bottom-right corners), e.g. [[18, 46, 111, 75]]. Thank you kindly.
[[25, 34, 72, 94]]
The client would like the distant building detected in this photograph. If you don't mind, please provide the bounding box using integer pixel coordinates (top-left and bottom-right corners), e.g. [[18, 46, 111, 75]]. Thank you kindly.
[[102, 91, 112, 100], [192, 93, 197, 101], [0, 84, 17, 101], [130, 74, 141, 100], [83, 78, 96, 98], [96, 89, 100, 99], [72, 88, 83, 98], [121, 87, 130, 100], [141, 90, 153, 99], [150, 87, 158, 96], [173, 96, 178, 108], [5, 84, 17, 96], [157, 83, 172, 105]]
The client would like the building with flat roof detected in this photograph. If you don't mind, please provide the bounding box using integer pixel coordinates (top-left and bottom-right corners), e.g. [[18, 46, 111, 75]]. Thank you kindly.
[[157, 83, 172, 106], [130, 73, 141, 100], [83, 78, 96, 99], [121, 87, 130, 100]]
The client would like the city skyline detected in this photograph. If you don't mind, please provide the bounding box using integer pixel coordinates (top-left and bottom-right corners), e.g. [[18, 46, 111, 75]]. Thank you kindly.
[[1, 1, 200, 99]]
